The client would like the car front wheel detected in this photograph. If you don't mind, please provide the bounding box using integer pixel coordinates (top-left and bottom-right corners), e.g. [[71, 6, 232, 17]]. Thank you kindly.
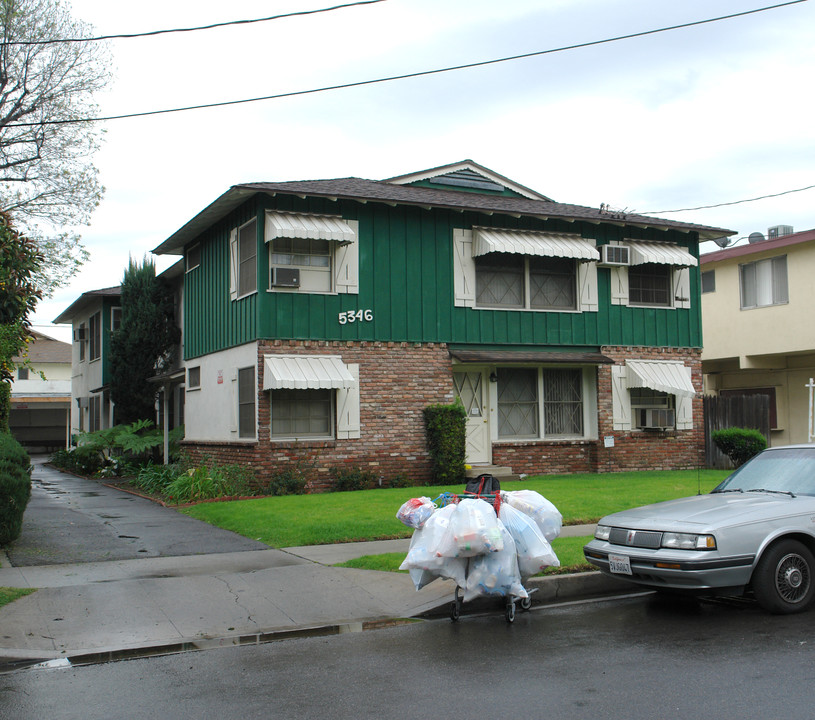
[[752, 539, 815, 614]]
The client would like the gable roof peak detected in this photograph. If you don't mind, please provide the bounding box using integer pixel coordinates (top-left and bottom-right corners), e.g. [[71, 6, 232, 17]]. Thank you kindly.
[[384, 160, 552, 201]]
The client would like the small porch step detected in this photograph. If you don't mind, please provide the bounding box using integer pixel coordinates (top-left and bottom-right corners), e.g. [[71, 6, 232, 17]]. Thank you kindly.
[[464, 465, 523, 483]]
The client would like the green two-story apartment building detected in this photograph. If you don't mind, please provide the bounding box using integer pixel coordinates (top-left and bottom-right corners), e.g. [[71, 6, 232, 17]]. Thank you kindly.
[[153, 160, 733, 487]]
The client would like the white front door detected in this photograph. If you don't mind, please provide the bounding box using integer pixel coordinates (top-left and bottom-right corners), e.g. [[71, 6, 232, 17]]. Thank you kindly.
[[453, 370, 491, 465]]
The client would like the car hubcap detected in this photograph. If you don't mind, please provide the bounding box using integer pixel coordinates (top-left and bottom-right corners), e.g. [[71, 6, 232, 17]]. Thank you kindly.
[[776, 553, 810, 603]]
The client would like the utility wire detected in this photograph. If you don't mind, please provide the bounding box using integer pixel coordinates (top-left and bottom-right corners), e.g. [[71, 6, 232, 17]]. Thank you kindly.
[[645, 183, 815, 214], [1, 0, 387, 46], [7, 0, 809, 127]]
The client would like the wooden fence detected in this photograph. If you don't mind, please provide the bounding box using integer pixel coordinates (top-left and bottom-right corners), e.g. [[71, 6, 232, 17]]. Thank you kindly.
[[704, 394, 771, 469]]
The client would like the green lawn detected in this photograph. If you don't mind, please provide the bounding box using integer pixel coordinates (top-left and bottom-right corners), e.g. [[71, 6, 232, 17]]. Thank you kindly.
[[183, 469, 730, 548]]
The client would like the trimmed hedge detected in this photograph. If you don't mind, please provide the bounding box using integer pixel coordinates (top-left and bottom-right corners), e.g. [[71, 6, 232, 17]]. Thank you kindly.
[[0, 432, 32, 545], [712, 427, 768, 468], [424, 401, 466, 484]]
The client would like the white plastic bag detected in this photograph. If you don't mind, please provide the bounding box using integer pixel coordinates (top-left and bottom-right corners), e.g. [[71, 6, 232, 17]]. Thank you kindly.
[[502, 490, 562, 541], [442, 499, 504, 557], [399, 505, 467, 588], [499, 502, 560, 577], [396, 496, 435, 529], [463, 522, 527, 601]]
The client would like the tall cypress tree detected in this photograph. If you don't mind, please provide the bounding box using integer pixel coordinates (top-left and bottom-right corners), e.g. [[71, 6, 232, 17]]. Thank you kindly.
[[109, 258, 180, 425]]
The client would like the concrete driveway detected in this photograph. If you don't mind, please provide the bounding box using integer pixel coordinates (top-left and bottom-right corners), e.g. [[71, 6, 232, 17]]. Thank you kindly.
[[5, 458, 269, 566]]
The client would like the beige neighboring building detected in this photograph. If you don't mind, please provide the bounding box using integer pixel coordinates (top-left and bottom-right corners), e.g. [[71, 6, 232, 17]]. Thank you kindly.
[[701, 226, 815, 446], [10, 330, 72, 452]]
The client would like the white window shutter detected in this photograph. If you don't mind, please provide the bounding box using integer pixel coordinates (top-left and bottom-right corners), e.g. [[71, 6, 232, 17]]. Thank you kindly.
[[453, 229, 476, 307], [676, 366, 694, 429], [334, 219, 359, 294], [610, 266, 628, 306], [336, 363, 361, 439], [611, 364, 632, 431], [229, 228, 238, 301], [578, 260, 598, 312], [673, 267, 691, 309]]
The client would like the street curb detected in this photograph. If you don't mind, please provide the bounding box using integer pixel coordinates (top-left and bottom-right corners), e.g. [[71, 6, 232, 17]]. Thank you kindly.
[[0, 571, 635, 673]]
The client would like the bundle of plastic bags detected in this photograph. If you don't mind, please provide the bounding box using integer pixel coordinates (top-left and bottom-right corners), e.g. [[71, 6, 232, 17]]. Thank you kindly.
[[398, 489, 561, 597]]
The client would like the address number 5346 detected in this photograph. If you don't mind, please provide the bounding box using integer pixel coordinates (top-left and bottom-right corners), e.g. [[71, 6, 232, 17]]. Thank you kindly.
[[338, 309, 373, 325]]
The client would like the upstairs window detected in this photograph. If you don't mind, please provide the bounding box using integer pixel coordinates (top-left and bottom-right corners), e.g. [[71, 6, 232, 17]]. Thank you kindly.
[[701, 270, 716, 293], [476, 254, 578, 311], [89, 312, 102, 361], [453, 228, 599, 313], [629, 263, 672, 307], [265, 212, 359, 295], [17, 367, 29, 380], [186, 243, 201, 272], [229, 218, 258, 300], [740, 256, 788, 309]]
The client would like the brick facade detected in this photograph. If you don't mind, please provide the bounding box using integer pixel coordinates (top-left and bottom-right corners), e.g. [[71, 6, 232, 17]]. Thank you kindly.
[[183, 341, 704, 490], [184, 340, 456, 490]]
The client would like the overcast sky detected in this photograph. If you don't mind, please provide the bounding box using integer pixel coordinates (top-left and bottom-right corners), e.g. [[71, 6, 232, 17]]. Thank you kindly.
[[32, 0, 815, 341]]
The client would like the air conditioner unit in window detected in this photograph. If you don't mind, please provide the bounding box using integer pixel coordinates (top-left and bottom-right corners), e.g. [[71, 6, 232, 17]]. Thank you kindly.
[[73, 328, 87, 342], [599, 244, 630, 266], [639, 408, 675, 430], [270, 267, 300, 288]]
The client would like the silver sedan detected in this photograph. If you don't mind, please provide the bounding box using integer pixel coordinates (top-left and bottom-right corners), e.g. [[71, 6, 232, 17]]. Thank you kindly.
[[583, 444, 815, 614]]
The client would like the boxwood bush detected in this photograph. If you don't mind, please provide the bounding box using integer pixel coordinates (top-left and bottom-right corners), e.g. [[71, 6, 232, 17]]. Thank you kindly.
[[423, 400, 466, 484], [0, 432, 32, 545], [712, 427, 768, 468]]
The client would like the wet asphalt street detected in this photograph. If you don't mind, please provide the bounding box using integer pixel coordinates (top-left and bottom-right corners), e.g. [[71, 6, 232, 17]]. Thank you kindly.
[[4, 460, 267, 566], [2, 592, 814, 720]]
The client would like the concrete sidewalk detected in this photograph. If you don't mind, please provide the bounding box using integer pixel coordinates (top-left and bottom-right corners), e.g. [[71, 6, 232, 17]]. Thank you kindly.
[[0, 524, 634, 670]]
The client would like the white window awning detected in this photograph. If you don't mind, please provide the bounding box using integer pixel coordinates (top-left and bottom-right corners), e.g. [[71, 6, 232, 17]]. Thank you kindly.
[[626, 360, 695, 398], [472, 228, 599, 262], [263, 355, 356, 390], [265, 212, 356, 244], [628, 241, 698, 267]]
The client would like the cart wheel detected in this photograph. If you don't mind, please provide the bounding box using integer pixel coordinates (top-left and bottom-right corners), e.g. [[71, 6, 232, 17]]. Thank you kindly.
[[451, 587, 462, 622], [520, 596, 532, 611], [505, 602, 515, 623]]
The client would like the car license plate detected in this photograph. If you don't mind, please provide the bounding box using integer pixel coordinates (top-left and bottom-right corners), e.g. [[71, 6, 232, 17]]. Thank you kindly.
[[608, 554, 632, 575]]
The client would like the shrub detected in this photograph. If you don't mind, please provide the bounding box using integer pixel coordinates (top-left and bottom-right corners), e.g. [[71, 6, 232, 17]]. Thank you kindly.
[[132, 462, 181, 495], [331, 465, 378, 492], [50, 444, 106, 476], [712, 427, 768, 468], [423, 400, 466, 484], [0, 432, 32, 545], [166, 467, 228, 504], [266, 468, 309, 496]]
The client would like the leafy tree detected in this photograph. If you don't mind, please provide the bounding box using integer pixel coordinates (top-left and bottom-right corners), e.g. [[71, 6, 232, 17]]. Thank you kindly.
[[109, 258, 180, 424], [0, 0, 110, 294], [0, 210, 42, 430]]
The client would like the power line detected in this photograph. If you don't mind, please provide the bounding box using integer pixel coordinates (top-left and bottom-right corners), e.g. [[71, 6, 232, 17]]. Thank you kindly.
[[7, 0, 809, 127], [645, 183, 815, 214], [2, 1, 387, 46]]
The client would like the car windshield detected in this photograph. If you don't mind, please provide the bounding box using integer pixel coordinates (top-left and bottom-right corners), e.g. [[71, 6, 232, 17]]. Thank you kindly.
[[713, 447, 815, 496]]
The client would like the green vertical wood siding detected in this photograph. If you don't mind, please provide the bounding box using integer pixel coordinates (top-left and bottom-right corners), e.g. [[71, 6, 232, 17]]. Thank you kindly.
[[182, 194, 702, 359]]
